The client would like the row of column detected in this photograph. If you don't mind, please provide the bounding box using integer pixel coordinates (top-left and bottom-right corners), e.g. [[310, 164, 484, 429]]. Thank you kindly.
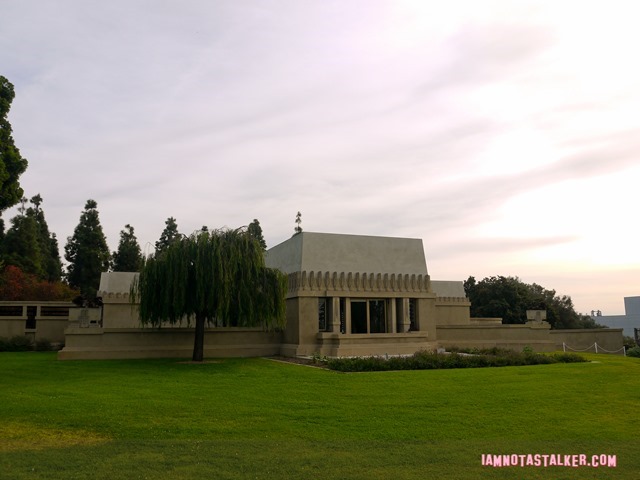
[[328, 297, 414, 334]]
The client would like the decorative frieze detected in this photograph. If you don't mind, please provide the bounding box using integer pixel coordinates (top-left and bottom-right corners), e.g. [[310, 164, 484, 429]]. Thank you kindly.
[[286, 271, 431, 294], [435, 296, 470, 304]]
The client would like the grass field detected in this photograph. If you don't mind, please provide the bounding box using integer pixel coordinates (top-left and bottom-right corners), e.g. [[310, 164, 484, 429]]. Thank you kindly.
[[1, 352, 638, 479]]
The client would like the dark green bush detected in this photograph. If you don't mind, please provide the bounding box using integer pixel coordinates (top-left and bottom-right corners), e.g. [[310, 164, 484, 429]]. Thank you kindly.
[[622, 336, 637, 350], [326, 349, 588, 372], [35, 338, 53, 351], [7, 335, 33, 351], [0, 336, 8, 352], [626, 346, 640, 358], [550, 352, 588, 363]]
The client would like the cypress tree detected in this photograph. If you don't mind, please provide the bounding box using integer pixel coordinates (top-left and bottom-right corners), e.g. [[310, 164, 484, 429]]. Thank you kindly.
[[113, 224, 142, 272], [28, 194, 62, 281], [247, 219, 267, 250], [64, 199, 111, 298], [155, 216, 180, 256], [0, 195, 62, 281]]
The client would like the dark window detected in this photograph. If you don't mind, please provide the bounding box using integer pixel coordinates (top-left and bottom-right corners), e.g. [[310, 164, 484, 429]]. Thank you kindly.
[[25, 306, 37, 329], [369, 300, 386, 333], [340, 298, 346, 333], [0, 306, 23, 316], [351, 301, 367, 334], [40, 306, 70, 317], [409, 299, 417, 331], [318, 298, 327, 331]]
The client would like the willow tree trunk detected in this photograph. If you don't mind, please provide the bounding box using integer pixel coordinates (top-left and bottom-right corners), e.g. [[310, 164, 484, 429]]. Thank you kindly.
[[193, 313, 206, 362]]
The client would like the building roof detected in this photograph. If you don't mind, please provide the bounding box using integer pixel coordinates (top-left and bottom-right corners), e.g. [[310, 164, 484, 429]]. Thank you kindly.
[[431, 280, 467, 298], [265, 232, 428, 275], [98, 272, 138, 295]]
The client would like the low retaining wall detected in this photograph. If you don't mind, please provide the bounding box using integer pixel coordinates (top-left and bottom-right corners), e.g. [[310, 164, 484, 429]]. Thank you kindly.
[[58, 327, 284, 360], [0, 302, 73, 344], [550, 328, 625, 354], [437, 323, 556, 352], [312, 332, 435, 357], [437, 324, 625, 354]]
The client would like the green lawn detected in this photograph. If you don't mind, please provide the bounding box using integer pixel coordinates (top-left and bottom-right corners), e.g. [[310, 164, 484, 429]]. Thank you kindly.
[[1, 352, 638, 479]]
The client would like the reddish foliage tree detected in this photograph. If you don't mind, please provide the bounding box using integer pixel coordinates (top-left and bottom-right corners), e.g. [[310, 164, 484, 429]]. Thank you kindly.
[[0, 265, 78, 301]]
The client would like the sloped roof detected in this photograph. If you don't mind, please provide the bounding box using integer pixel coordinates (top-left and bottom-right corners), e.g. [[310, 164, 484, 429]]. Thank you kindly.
[[430, 280, 467, 298], [265, 232, 428, 275]]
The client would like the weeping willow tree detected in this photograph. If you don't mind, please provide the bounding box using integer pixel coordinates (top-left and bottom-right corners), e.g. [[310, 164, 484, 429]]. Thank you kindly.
[[131, 228, 287, 362]]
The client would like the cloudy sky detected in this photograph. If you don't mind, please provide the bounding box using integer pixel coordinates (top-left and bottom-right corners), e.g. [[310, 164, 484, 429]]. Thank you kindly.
[[2, 0, 638, 314]]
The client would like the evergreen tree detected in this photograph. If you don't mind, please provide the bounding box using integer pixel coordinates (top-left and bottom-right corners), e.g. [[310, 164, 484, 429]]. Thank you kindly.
[[28, 194, 62, 281], [64, 199, 111, 298], [0, 194, 61, 281], [113, 224, 142, 272], [155, 217, 180, 255], [0, 76, 28, 212], [247, 219, 267, 250], [2, 204, 42, 277]]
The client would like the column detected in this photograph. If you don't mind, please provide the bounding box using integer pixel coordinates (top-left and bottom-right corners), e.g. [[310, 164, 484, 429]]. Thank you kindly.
[[345, 298, 351, 334], [389, 298, 397, 333], [331, 297, 341, 333]]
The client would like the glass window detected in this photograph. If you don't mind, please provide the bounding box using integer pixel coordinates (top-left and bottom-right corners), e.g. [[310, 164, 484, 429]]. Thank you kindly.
[[369, 300, 386, 333], [25, 306, 37, 330], [409, 299, 417, 331], [318, 298, 327, 331]]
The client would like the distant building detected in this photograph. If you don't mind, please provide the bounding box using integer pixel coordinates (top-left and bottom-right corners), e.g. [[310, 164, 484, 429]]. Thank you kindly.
[[592, 297, 640, 337]]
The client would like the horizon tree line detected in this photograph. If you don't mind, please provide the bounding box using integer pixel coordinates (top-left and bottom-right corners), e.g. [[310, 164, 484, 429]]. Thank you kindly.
[[0, 196, 268, 299]]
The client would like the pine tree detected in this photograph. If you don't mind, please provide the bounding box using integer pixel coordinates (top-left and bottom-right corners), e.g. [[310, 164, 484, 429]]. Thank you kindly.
[[0, 194, 62, 281], [112, 224, 142, 272], [28, 194, 62, 281], [2, 202, 43, 277], [155, 217, 180, 256], [247, 219, 267, 250], [0, 76, 29, 212], [64, 199, 111, 298]]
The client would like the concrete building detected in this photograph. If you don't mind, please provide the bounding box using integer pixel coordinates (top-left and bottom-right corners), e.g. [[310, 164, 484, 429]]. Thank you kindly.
[[57, 232, 623, 359], [591, 296, 640, 338]]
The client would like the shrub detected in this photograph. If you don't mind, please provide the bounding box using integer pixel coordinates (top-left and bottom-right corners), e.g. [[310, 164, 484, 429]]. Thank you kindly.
[[0, 336, 8, 352], [6, 335, 33, 351], [326, 349, 588, 372], [550, 352, 588, 363], [35, 338, 53, 351], [626, 346, 640, 358], [623, 336, 638, 350]]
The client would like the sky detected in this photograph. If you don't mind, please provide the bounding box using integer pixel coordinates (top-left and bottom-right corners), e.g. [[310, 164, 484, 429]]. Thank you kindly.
[[1, 0, 638, 315]]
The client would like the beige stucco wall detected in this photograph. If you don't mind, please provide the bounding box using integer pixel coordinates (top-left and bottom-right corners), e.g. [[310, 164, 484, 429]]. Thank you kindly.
[[316, 332, 436, 357], [550, 329, 624, 354], [59, 327, 283, 360], [0, 302, 73, 344], [437, 323, 557, 352], [434, 299, 472, 326]]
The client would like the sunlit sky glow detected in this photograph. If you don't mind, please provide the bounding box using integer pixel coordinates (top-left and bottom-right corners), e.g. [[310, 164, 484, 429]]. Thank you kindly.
[[2, 0, 638, 314]]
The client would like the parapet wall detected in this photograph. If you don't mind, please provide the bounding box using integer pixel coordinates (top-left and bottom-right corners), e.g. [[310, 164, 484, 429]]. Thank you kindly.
[[437, 323, 625, 354], [550, 328, 625, 354], [437, 323, 556, 352], [59, 326, 283, 360]]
